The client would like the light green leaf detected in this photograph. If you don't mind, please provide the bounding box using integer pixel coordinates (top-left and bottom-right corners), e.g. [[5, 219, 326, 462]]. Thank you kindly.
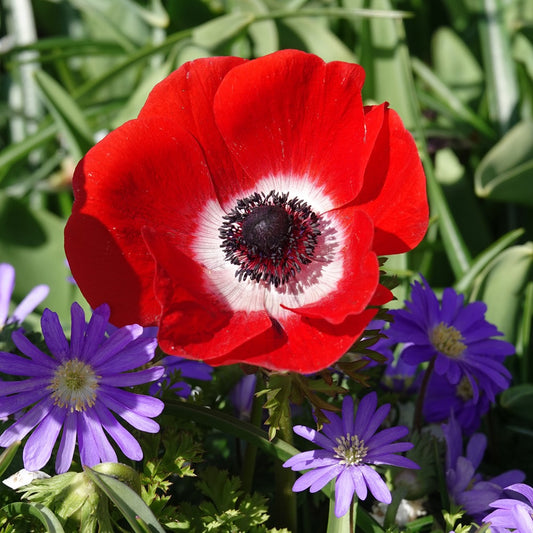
[[474, 120, 533, 205], [232, 0, 279, 55], [471, 242, 533, 343], [192, 12, 255, 49], [281, 16, 357, 63], [0, 442, 20, 479], [0, 502, 64, 532], [34, 69, 94, 161], [84, 467, 165, 533]]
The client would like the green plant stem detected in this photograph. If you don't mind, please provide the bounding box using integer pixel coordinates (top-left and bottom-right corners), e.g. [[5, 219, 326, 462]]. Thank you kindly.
[[272, 395, 298, 532], [241, 372, 265, 494], [413, 357, 436, 431]]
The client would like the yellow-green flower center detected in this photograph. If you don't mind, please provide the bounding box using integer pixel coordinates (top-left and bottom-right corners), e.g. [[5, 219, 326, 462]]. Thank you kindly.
[[456, 375, 474, 401], [430, 322, 466, 358], [333, 434, 368, 465], [49, 359, 99, 412]]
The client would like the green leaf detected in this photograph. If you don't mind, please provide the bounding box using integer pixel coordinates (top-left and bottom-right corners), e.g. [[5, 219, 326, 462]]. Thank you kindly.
[[470, 242, 533, 344], [0, 194, 83, 323], [0, 502, 65, 532], [192, 12, 255, 49], [84, 467, 165, 533], [479, 0, 520, 133], [501, 384, 533, 422], [281, 16, 357, 63], [0, 442, 20, 478], [474, 120, 533, 205], [33, 69, 94, 161]]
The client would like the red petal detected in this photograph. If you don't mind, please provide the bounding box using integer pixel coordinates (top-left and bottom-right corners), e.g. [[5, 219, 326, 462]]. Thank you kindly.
[[65, 118, 217, 326], [282, 208, 382, 324], [138, 56, 249, 205], [142, 228, 273, 359], [355, 104, 428, 254], [206, 309, 379, 373], [213, 49, 367, 210]]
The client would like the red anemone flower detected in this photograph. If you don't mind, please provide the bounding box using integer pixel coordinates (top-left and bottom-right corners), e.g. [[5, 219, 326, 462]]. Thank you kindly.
[[64, 50, 428, 374]]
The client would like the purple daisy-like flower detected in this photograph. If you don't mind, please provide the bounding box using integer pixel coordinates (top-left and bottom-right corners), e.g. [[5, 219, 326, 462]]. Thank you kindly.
[[388, 275, 514, 402], [423, 372, 491, 435], [483, 483, 533, 532], [443, 415, 525, 522], [149, 354, 213, 398], [0, 302, 164, 474], [0, 263, 49, 327], [283, 391, 419, 518]]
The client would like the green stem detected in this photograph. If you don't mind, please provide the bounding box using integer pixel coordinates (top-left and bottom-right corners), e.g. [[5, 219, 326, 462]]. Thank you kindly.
[[413, 357, 436, 431], [241, 372, 265, 494], [272, 390, 298, 532]]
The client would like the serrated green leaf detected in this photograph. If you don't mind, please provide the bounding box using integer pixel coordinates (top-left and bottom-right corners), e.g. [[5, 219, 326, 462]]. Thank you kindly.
[[84, 467, 165, 533], [474, 120, 533, 205], [33, 69, 94, 161]]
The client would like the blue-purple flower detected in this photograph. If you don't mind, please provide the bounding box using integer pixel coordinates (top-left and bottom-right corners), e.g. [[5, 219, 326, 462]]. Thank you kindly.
[[283, 391, 419, 517], [424, 372, 491, 435], [443, 415, 525, 521], [149, 355, 213, 398], [0, 302, 164, 473], [483, 483, 533, 532], [388, 276, 514, 402], [0, 263, 49, 328]]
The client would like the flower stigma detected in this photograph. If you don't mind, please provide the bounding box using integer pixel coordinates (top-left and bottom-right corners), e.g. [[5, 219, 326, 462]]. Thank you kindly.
[[219, 190, 321, 287], [49, 359, 99, 412], [430, 322, 466, 358], [333, 434, 369, 465]]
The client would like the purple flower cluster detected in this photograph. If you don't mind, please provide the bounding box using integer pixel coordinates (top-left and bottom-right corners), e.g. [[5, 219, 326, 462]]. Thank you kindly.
[[387, 275, 514, 434], [283, 391, 419, 517], [0, 302, 164, 473], [443, 415, 525, 522]]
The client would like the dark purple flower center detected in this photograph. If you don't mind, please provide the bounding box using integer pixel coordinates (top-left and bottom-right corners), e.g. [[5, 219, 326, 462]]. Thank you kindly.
[[219, 190, 321, 287], [456, 375, 474, 401]]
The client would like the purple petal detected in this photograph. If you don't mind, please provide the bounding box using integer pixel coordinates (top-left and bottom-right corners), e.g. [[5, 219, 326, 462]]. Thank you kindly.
[[341, 396, 354, 436], [69, 303, 87, 358], [41, 309, 70, 361], [350, 465, 367, 501], [80, 305, 109, 360], [98, 389, 162, 432], [353, 392, 377, 437], [293, 425, 335, 450], [78, 409, 117, 466], [365, 426, 409, 451], [507, 483, 533, 506], [11, 285, 49, 324], [10, 332, 57, 370], [0, 397, 54, 446], [361, 465, 392, 503], [89, 325, 143, 368], [0, 377, 49, 396], [292, 464, 342, 492], [0, 263, 15, 325], [56, 412, 78, 474], [23, 406, 65, 471], [513, 503, 533, 530], [360, 403, 391, 443], [466, 433, 487, 468], [309, 464, 344, 493], [0, 387, 49, 417], [334, 468, 356, 517], [371, 454, 419, 469], [97, 338, 158, 374], [283, 450, 337, 470], [93, 402, 142, 461], [99, 366, 164, 387]]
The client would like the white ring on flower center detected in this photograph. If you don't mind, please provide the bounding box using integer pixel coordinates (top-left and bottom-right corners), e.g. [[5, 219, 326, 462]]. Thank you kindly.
[[49, 358, 99, 412], [192, 174, 347, 319]]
